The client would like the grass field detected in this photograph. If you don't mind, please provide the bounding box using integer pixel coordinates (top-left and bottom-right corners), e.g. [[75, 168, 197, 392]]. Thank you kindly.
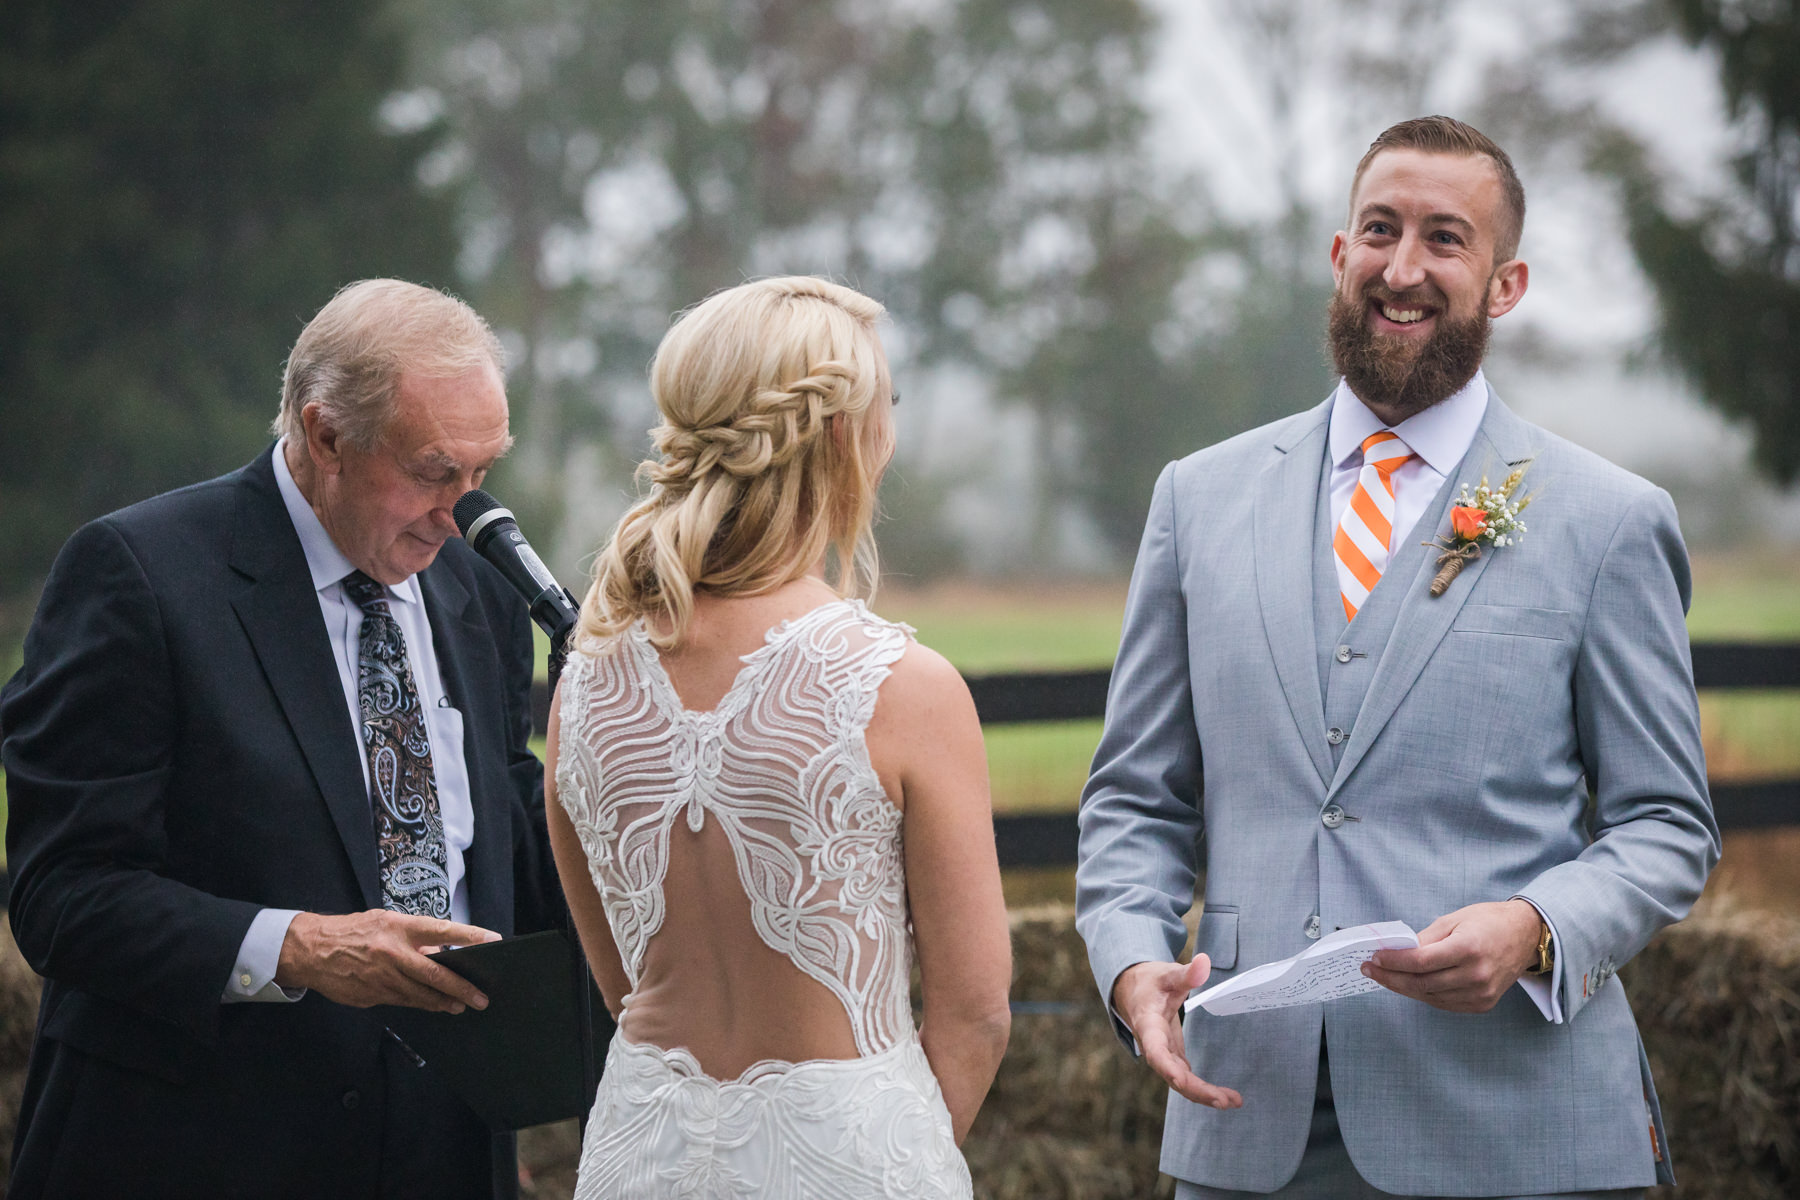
[[4, 554, 1798, 897], [1682, 554, 1800, 788], [878, 582, 1123, 816], [878, 554, 1800, 817], [1686, 552, 1800, 639], [883, 557, 1800, 910]]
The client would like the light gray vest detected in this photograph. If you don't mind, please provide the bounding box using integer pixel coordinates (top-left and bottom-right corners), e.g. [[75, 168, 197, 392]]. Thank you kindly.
[[1311, 447, 1459, 780], [1300, 443, 1459, 949]]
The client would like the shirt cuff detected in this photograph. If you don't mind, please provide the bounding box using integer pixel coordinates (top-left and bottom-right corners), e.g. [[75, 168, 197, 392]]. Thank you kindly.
[[1510, 897, 1564, 1024], [1109, 994, 1142, 1057], [222, 909, 307, 1003], [1105, 958, 1168, 1057]]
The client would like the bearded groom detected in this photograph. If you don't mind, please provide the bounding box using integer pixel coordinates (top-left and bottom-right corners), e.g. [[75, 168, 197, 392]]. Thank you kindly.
[[1076, 116, 1718, 1199]]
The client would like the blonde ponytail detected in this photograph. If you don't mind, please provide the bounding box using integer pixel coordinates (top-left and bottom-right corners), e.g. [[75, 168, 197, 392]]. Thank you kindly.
[[580, 277, 891, 649]]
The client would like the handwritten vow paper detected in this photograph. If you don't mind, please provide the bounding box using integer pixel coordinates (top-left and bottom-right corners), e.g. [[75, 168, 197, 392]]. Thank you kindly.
[[1183, 921, 1419, 1017]]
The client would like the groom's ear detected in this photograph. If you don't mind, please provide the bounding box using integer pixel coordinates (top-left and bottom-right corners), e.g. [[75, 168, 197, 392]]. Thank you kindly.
[[1329, 231, 1349, 286], [1486, 258, 1528, 319]]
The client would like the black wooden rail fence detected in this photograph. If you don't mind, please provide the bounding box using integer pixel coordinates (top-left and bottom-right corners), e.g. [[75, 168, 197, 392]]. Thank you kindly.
[[0, 645, 1782, 910], [529, 641, 1800, 868]]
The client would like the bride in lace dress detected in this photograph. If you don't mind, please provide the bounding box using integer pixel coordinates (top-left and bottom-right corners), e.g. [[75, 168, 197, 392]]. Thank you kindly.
[[545, 276, 1012, 1199]]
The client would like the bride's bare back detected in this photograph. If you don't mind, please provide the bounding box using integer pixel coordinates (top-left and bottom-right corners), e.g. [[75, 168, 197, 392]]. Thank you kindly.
[[552, 583, 918, 1079]]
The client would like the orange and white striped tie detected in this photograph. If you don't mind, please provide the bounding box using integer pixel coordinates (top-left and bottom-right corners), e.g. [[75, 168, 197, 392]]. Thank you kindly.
[[1334, 431, 1416, 622]]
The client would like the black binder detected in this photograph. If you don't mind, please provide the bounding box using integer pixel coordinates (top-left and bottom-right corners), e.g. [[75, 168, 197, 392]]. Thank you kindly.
[[382, 929, 614, 1131]]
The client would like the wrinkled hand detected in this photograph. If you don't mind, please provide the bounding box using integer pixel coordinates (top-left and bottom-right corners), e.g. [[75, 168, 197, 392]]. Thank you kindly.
[[275, 910, 501, 1013], [1361, 899, 1542, 1013], [1112, 958, 1244, 1110]]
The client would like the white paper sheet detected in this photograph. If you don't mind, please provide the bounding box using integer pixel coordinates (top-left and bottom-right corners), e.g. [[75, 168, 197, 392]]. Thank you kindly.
[[1183, 921, 1420, 1016]]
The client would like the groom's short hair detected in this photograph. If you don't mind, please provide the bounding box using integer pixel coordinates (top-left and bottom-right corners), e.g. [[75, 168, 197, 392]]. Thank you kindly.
[[1349, 116, 1527, 264]]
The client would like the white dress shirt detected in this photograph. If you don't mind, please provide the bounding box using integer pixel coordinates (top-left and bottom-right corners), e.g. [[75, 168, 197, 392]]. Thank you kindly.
[[1326, 371, 1564, 1023], [1326, 369, 1490, 548], [223, 444, 476, 1002]]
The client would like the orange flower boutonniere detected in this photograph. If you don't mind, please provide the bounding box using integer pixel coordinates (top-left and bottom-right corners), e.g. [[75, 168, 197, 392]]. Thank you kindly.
[[1450, 505, 1488, 542], [1425, 463, 1533, 596]]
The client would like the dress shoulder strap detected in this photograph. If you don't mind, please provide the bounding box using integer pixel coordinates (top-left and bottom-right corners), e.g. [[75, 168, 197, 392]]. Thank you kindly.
[[745, 599, 914, 734]]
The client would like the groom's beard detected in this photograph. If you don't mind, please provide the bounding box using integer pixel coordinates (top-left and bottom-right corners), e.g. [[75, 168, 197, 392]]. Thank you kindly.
[[1327, 283, 1491, 421]]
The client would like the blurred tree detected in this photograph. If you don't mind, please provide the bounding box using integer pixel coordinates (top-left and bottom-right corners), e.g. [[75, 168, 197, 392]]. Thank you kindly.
[[401, 0, 1236, 570], [0, 0, 456, 634], [1533, 0, 1800, 483], [1059, 0, 1464, 552], [1620, 0, 1800, 483], [892, 0, 1479, 557], [402, 0, 1497, 570]]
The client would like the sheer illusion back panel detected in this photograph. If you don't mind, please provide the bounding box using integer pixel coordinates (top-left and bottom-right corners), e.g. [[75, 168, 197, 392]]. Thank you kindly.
[[624, 820, 863, 1075], [555, 601, 917, 1081]]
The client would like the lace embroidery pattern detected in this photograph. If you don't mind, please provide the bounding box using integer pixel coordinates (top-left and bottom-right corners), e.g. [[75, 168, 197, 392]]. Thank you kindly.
[[555, 600, 915, 1057], [577, 1035, 972, 1199]]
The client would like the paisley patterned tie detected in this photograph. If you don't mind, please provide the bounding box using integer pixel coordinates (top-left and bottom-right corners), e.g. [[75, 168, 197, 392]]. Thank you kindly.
[[342, 570, 452, 919]]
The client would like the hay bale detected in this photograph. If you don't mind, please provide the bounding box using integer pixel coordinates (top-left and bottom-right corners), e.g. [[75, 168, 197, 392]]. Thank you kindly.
[[964, 904, 1173, 1200], [517, 1118, 580, 1199], [978, 903, 1800, 1200], [0, 901, 1791, 1199], [1631, 904, 1800, 1200]]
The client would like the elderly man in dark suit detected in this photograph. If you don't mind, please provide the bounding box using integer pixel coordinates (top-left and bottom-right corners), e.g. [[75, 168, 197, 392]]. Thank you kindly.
[[2, 279, 560, 1198]]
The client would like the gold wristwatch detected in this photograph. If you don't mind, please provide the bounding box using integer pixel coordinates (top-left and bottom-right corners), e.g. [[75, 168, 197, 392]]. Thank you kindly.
[[1525, 917, 1554, 976]]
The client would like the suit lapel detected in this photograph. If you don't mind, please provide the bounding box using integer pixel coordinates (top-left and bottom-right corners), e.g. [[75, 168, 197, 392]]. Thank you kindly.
[[1325, 393, 1539, 800], [227, 449, 382, 909], [422, 561, 512, 932], [1253, 401, 1334, 788]]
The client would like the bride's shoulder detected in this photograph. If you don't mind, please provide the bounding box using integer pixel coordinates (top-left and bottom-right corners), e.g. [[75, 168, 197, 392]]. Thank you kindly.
[[867, 633, 974, 718], [861, 631, 984, 798], [562, 625, 644, 679]]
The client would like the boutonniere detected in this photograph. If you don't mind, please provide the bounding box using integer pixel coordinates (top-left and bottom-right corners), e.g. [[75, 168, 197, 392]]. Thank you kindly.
[[1424, 462, 1533, 596]]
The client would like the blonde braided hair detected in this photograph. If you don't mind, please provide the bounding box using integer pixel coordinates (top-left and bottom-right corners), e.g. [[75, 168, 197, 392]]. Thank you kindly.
[[581, 277, 892, 649]]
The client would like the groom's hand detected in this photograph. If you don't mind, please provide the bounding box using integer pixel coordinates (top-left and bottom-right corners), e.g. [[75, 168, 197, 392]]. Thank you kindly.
[[1112, 958, 1245, 1110], [1361, 899, 1543, 1013]]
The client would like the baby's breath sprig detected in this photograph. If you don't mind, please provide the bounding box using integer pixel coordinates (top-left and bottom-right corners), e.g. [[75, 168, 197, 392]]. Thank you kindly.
[[1424, 461, 1534, 596]]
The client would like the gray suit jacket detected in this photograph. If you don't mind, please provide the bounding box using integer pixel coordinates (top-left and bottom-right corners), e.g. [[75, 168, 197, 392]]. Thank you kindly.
[[1075, 390, 1717, 1195]]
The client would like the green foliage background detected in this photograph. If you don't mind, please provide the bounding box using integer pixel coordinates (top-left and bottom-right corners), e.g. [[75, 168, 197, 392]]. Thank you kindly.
[[1, 0, 1796, 640], [398, 0, 1337, 573], [0, 0, 457, 637], [1544, 0, 1800, 483], [1616, 0, 1800, 483]]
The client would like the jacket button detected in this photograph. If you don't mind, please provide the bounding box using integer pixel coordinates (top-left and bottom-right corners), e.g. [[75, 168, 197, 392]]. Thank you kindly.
[[341, 1090, 361, 1110], [1303, 914, 1322, 939], [1321, 804, 1346, 830], [1327, 727, 1345, 745], [1335, 645, 1353, 664]]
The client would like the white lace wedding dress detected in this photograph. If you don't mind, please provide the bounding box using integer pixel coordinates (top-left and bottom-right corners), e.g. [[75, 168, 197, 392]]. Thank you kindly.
[[555, 600, 975, 1199]]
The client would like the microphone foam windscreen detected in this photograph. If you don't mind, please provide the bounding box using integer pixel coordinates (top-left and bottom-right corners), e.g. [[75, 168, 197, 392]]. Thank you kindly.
[[453, 489, 503, 539]]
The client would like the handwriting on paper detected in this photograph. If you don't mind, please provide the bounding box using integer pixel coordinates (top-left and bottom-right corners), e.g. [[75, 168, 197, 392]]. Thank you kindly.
[[1183, 921, 1419, 1017]]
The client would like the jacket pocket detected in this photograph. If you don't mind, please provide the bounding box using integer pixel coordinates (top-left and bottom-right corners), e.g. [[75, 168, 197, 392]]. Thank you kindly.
[[1194, 906, 1239, 971], [1452, 604, 1578, 641], [42, 988, 198, 1085]]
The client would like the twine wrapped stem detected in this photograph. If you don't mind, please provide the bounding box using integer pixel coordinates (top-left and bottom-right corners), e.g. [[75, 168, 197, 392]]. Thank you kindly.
[[1428, 541, 1483, 595]]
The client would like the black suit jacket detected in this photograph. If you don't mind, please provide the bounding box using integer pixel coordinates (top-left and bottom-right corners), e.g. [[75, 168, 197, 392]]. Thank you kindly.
[[1, 447, 558, 1199]]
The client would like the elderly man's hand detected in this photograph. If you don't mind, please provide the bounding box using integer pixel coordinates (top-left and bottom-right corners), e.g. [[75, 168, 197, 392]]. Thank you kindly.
[[1361, 899, 1543, 1013], [1111, 958, 1244, 1110], [275, 911, 501, 1013]]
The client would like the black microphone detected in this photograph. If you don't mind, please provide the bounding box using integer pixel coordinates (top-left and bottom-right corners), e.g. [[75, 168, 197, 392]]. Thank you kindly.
[[453, 489, 581, 644], [452, 490, 597, 1120]]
